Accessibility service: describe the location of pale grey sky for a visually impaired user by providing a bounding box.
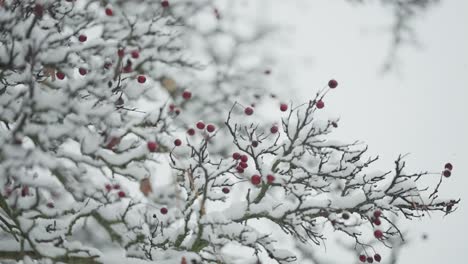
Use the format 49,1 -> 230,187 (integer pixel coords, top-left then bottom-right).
264,0 -> 468,263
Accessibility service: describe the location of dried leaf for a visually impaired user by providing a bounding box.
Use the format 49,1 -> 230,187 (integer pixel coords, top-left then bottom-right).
43,67 -> 56,81
161,77 -> 177,94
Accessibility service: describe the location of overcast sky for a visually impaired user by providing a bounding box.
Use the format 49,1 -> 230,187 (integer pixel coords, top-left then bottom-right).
261,0 -> 468,263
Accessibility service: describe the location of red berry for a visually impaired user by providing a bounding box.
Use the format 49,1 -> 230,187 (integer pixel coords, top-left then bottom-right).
374,230 -> 383,239
244,107 -> 254,115
78,35 -> 87,42
222,187 -> 230,194
21,186 -> 29,197
270,125 -> 279,134
34,4 -> 44,17
196,121 -> 205,130
206,124 -> 215,133
174,109 -> 181,115
113,184 -> 120,190
367,257 -> 374,263
160,207 -> 168,214
106,136 -> 120,149
187,128 -> 195,136
174,139 -> 182,146
328,79 -> 338,89
131,50 -> 139,59
105,184 -> 112,192
56,72 -> 65,80
240,155 -> 248,163
359,255 -> 366,262
118,191 -> 125,198
161,0 -> 169,8
169,104 -> 176,112
445,163 -> 453,170
105,8 -> 113,16
123,65 -> 132,73
266,174 -> 275,184
104,62 -> 112,69
443,169 -> 451,177
239,162 -> 248,169
316,100 -> 325,109
251,175 -> 261,185
147,141 -> 158,152
280,103 -> 288,112
251,141 -> 258,147
137,75 -> 146,83
373,218 -> 381,226
117,49 -> 125,58
232,152 -> 241,160
374,254 -> 381,262
79,67 -> 87,76
236,166 -> 244,173
373,210 -> 382,218
182,90 -> 192,100
46,202 -> 54,208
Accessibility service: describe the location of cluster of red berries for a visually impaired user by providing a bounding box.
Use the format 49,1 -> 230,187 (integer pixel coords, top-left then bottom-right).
314,79 -> 339,109
196,121 -> 216,133
371,209 -> 382,226
105,183 -> 126,198
442,162 -> 453,177
168,104 -> 181,115
249,174 -> 275,185
186,121 -> 216,137
359,253 -> 381,263
372,210 -> 384,239
232,152 -> 249,173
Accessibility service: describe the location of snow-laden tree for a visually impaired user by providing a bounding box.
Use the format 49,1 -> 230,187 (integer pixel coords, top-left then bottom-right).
0,0 -> 458,264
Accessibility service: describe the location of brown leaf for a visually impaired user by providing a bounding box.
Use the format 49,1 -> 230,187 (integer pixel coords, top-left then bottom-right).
140,178 -> 153,196
161,77 -> 177,94
43,67 -> 56,81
